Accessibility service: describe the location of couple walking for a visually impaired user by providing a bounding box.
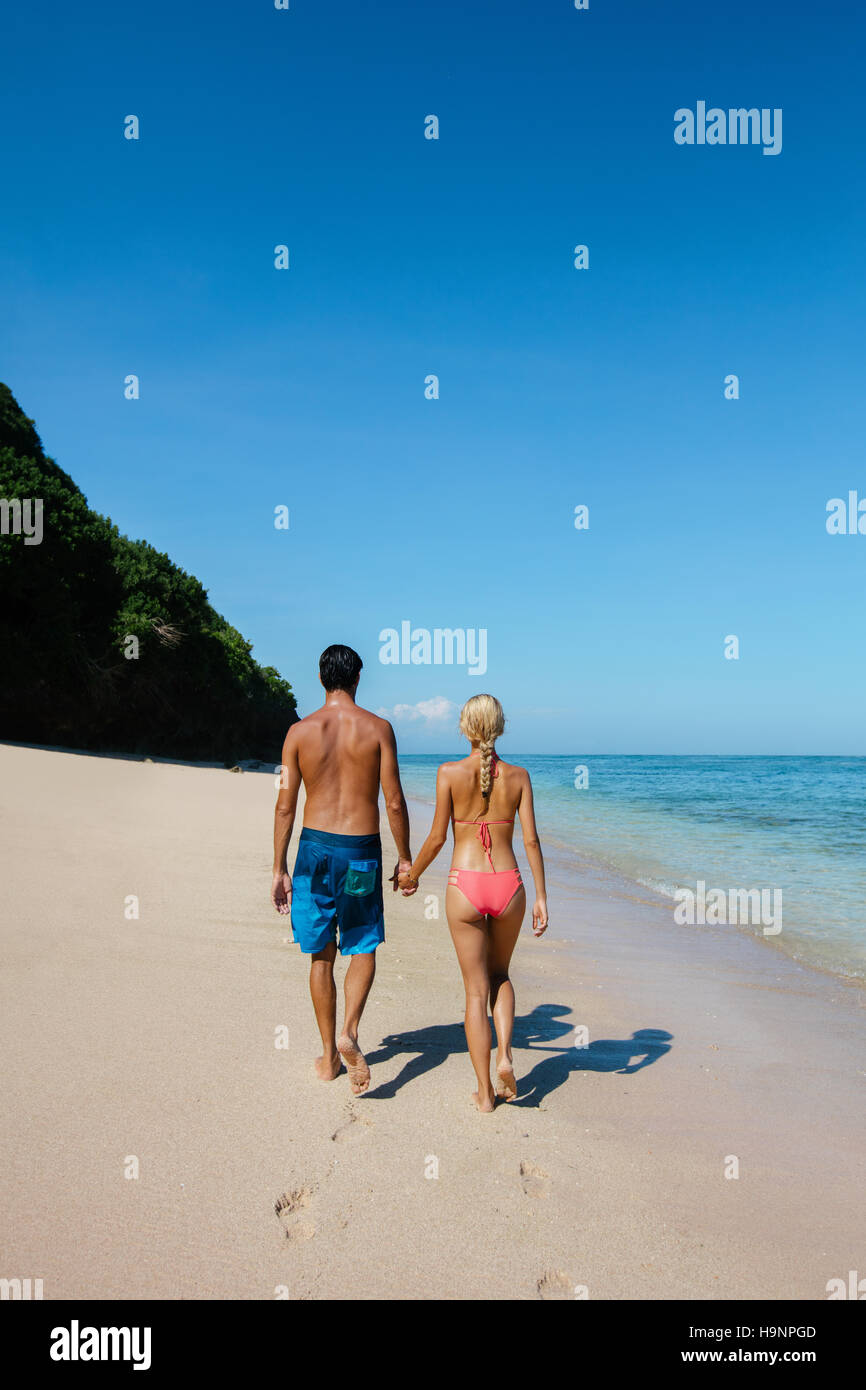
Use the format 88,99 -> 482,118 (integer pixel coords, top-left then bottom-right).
271,644 -> 548,1112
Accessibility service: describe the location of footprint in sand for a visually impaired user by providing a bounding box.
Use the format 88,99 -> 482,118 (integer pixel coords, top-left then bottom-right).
519,1160 -> 549,1198
331,1104 -> 374,1144
537,1270 -> 574,1300
274,1187 -> 316,1244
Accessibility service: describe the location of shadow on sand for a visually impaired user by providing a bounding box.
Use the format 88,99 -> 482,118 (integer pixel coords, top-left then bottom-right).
364,1004 -> 672,1106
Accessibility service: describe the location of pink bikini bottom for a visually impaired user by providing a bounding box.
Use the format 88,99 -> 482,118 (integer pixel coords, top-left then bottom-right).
447,867 -> 523,918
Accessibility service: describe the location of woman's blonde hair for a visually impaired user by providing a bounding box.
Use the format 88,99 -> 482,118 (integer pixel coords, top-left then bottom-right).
459,694 -> 506,801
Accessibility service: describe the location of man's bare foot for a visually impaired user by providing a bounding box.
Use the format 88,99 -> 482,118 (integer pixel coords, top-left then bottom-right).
472,1089 -> 496,1113
314,1052 -> 342,1081
495,1058 -> 517,1102
337,1033 -> 371,1095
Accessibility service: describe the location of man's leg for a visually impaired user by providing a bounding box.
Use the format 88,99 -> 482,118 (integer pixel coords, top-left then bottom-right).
309,941 -> 341,1081
337,949 -> 376,1095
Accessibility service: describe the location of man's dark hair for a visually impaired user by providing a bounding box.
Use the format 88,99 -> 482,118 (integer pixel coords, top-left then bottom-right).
319,644 -> 363,692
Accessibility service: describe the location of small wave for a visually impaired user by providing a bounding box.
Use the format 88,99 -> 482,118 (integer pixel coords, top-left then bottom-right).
634,876 -> 680,900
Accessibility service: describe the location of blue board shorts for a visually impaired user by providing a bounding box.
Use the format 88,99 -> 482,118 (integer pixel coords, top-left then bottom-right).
291,827 -> 385,956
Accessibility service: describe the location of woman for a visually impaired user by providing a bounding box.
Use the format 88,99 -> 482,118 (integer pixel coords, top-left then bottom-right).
398,695 -> 548,1111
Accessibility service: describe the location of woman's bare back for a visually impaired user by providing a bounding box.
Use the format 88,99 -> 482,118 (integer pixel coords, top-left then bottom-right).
446,754 -> 526,872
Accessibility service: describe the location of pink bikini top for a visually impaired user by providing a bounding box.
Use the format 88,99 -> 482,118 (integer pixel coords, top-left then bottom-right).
451,754 -> 514,870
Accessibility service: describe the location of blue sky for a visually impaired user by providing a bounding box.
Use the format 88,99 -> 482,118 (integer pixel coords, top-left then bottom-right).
2,0 -> 864,753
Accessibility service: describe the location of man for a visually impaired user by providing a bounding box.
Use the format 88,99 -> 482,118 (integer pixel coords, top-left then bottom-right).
271,644 -> 415,1095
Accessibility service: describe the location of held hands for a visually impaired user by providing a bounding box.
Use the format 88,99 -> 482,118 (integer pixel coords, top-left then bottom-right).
532,896 -> 548,936
391,858 -> 419,896
271,871 -> 292,915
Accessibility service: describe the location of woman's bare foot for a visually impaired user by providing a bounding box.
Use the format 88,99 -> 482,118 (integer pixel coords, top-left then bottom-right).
472,1089 -> 496,1113
495,1057 -> 517,1101
337,1033 -> 371,1095
314,1051 -> 342,1081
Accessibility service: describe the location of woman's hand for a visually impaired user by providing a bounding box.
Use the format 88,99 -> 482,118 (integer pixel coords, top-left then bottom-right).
391,860 -> 418,895
397,863 -> 420,895
532,896 -> 548,936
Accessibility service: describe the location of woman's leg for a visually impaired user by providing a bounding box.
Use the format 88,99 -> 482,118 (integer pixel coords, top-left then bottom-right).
487,887 -> 525,1100
446,886 -> 495,1112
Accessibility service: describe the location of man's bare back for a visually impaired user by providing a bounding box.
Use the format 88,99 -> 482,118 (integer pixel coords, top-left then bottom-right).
291,701 -> 393,836
272,688 -> 413,882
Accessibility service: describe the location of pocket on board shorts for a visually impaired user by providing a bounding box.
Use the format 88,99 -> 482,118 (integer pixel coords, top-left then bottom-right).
344,860 -> 378,897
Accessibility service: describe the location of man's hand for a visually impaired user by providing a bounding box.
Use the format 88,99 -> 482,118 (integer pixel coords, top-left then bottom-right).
271,870 -> 292,915
391,859 -> 418,896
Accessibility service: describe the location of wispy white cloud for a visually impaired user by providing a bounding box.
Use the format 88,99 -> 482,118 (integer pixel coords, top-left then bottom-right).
378,696 -> 458,728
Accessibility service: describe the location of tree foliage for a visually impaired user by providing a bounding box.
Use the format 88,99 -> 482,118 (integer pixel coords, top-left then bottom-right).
0,384 -> 298,760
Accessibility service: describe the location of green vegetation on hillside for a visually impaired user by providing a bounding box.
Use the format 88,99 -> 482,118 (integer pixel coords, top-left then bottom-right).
0,384 -> 298,760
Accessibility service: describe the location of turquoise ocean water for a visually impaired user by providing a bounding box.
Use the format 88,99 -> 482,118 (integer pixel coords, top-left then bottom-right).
397,755 -> 866,983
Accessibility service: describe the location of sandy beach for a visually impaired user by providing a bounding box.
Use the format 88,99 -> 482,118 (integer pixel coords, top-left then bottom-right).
0,741 -> 863,1301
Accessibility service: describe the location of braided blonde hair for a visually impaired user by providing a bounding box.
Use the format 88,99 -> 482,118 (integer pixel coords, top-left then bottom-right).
459,694 -> 506,803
